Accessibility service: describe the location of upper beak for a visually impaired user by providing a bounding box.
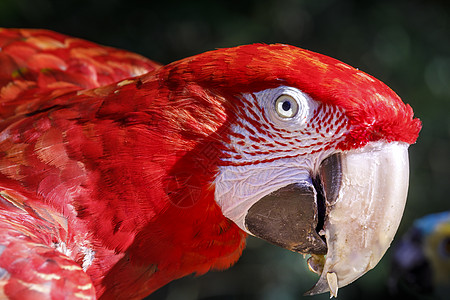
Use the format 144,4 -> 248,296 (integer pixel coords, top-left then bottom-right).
245,141 -> 410,297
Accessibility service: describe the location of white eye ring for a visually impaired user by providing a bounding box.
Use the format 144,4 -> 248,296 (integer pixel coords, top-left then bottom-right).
275,94 -> 299,118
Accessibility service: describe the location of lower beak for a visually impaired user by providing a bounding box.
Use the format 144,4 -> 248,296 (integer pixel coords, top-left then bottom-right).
245,141 -> 410,297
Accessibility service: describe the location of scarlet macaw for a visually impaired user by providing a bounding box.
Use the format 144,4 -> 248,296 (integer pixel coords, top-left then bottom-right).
0,28 -> 421,299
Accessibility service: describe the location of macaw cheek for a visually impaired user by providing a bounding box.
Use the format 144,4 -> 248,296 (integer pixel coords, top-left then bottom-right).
244,182 -> 327,255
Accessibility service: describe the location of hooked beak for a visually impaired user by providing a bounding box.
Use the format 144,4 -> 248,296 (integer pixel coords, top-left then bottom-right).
245,141 -> 410,297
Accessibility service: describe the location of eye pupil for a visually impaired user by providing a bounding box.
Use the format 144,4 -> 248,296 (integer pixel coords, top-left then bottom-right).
275,94 -> 299,118
282,101 -> 291,111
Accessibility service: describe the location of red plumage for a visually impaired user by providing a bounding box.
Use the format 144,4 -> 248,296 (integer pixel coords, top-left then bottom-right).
0,28 -> 420,299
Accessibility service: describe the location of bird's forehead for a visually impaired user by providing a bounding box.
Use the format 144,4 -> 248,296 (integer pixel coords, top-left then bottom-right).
167,43 -> 397,109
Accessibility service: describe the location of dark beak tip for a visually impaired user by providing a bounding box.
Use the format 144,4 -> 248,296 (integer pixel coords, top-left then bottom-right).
245,182 -> 328,255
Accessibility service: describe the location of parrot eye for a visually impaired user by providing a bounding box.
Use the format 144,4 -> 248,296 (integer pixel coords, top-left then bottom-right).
275,95 -> 299,118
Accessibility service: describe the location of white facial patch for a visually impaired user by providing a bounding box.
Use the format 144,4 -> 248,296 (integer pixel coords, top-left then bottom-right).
215,158 -> 313,232
214,86 -> 350,233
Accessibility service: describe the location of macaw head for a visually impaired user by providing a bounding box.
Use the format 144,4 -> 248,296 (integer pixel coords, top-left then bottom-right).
150,44 -> 421,296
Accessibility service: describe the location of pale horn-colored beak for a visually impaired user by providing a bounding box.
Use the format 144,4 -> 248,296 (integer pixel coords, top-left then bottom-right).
305,141 -> 410,298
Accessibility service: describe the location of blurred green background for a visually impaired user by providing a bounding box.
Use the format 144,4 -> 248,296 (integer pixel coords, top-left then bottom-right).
2,0 -> 449,299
